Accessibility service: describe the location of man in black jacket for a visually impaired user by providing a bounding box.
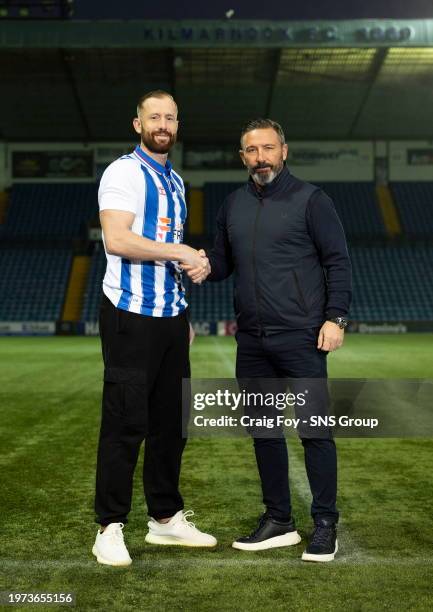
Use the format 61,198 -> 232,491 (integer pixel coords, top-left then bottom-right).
203,119 -> 352,562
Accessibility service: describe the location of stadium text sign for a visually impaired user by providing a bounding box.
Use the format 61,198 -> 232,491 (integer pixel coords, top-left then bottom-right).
2,20 -> 431,49
141,23 -> 413,45
12,151 -> 94,180
0,322 -> 55,335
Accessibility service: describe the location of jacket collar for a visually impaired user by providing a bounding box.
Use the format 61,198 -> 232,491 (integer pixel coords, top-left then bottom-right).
247,164 -> 292,198
134,145 -> 172,175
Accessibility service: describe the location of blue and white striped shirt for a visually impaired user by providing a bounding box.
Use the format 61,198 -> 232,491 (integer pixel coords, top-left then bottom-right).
99,145 -> 188,317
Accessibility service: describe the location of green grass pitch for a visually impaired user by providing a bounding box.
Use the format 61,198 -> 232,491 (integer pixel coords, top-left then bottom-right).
0,334 -> 433,611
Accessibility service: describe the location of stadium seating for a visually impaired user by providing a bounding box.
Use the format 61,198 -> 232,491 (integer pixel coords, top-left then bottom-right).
0,249 -> 71,321
1,181 -> 432,326
186,245 -> 433,323
81,245 -> 433,323
185,276 -> 234,321
319,182 -> 385,237
203,182 -> 243,235
390,182 -> 433,236
350,246 -> 433,321
4,183 -> 98,239
81,248 -> 235,323
204,181 -> 385,238
81,248 -> 106,322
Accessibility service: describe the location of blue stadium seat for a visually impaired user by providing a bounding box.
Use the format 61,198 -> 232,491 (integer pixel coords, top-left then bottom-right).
350,246 -> 433,321
204,181 -> 385,238
0,249 -> 71,321
4,183 -> 98,239
81,248 -> 106,322
187,246 -> 433,323
318,182 -> 385,237
81,247 -> 236,323
185,276 -> 234,322
80,245 -> 433,323
203,182 -> 243,235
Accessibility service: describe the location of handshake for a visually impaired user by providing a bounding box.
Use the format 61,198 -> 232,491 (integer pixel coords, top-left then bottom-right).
179,246 -> 211,284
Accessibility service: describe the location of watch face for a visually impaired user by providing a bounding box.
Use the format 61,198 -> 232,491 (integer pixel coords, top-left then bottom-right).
330,317 -> 348,328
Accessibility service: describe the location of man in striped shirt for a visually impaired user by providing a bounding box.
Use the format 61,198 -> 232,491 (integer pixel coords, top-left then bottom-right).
92,91 -> 216,567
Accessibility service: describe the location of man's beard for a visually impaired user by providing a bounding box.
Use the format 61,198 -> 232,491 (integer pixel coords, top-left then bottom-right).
141,129 -> 177,154
249,159 -> 284,186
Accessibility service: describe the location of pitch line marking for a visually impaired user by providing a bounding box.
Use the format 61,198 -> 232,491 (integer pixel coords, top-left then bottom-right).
210,336 -> 236,376
1,557 -> 432,570
288,446 -> 363,562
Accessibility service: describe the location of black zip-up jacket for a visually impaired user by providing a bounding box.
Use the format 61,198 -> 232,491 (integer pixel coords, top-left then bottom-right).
207,165 -> 352,335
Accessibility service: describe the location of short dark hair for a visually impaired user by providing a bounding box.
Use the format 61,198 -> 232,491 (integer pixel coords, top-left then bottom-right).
136,90 -> 177,116
240,118 -> 285,148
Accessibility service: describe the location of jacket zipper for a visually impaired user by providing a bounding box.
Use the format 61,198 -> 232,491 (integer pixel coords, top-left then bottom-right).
252,194 -> 265,335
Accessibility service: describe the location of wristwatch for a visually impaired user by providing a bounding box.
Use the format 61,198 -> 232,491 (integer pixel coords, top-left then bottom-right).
327,317 -> 348,329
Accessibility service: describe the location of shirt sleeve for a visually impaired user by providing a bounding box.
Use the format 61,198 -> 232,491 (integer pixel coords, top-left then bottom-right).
98,159 -> 141,214
208,198 -> 234,282
306,189 -> 352,318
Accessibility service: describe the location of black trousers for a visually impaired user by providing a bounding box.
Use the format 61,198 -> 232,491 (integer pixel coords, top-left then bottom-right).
236,328 -> 338,524
95,295 -> 190,525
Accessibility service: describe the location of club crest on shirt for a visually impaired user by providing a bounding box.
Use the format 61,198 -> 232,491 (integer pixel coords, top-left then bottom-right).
158,186 -> 166,197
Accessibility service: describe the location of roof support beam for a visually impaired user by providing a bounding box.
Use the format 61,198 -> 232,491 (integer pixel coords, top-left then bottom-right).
347,47 -> 388,137
265,48 -> 282,118
169,48 -> 177,100
59,49 -> 92,141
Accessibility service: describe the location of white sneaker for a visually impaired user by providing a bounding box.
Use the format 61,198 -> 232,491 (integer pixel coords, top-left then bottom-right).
145,510 -> 217,548
92,523 -> 132,566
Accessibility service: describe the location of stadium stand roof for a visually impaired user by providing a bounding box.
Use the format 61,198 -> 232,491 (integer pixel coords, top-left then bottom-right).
1,19 -> 433,142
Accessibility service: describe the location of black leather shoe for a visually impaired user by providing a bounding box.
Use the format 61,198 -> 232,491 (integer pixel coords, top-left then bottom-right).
302,518 -> 338,562
232,513 -> 301,551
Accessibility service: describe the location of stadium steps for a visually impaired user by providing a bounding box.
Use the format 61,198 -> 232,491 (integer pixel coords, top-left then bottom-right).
376,185 -> 401,236
0,190 -> 9,224
390,182 -> 433,237
62,255 -> 91,322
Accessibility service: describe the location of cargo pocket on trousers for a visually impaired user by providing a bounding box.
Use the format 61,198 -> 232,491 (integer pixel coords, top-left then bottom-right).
104,367 -> 148,432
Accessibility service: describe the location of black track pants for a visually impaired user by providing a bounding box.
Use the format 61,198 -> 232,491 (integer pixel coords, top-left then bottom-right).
95,295 -> 190,525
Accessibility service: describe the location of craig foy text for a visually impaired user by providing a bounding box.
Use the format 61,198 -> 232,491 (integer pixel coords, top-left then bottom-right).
193,415 -> 380,429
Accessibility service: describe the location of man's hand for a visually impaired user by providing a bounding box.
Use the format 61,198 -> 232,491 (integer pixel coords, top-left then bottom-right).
181,248 -> 211,284
178,245 -> 205,269
197,249 -> 211,281
317,321 -> 344,352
